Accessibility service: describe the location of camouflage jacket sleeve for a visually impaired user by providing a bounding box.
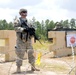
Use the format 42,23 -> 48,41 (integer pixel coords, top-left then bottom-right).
13,18 -> 24,32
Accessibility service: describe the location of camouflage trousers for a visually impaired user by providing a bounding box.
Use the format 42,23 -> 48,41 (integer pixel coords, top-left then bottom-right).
15,40 -> 35,67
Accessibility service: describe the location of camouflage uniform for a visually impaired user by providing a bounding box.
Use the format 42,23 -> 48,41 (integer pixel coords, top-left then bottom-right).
14,9 -> 35,72
14,19 -> 35,65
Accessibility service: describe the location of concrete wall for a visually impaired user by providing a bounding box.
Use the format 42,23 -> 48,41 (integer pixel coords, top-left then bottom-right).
48,31 -> 76,57
0,30 -> 16,61
0,30 -> 34,62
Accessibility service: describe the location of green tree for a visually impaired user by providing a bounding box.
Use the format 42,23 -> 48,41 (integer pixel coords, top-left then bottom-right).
45,19 -> 50,30
0,20 -> 8,30
48,20 -> 55,30
70,18 -> 76,28
8,22 -> 14,30
41,20 -> 46,40
32,17 -> 36,28
60,20 -> 64,25
45,19 -> 50,40
0,20 -> 3,30
35,21 -> 41,37
63,20 -> 69,28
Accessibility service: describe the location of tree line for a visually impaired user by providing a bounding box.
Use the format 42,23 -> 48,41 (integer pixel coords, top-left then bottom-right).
0,18 -> 76,40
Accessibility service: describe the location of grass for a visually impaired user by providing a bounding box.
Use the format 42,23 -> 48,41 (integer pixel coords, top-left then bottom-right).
16,40 -> 75,75
36,62 -> 70,74
35,61 -> 76,75
32,40 -> 51,51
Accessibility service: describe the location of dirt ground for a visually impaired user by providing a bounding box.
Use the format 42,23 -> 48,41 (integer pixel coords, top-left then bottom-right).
0,52 -> 76,75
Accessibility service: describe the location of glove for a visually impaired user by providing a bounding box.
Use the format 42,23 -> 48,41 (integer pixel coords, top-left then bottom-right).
23,28 -> 28,32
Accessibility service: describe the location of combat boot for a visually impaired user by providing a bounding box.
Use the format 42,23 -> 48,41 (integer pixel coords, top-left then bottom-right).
31,67 -> 40,71
31,64 -> 40,71
16,66 -> 21,73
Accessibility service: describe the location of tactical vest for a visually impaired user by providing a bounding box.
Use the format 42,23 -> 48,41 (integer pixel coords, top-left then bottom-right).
19,18 -> 29,42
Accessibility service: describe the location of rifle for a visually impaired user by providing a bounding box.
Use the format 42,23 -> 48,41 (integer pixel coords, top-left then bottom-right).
20,18 -> 43,45
28,28 -> 43,45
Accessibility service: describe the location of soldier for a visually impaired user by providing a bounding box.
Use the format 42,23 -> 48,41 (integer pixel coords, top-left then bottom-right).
53,22 -> 63,30
14,8 -> 40,73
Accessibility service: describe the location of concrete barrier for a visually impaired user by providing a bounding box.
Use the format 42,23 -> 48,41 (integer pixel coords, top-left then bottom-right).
48,31 -> 76,57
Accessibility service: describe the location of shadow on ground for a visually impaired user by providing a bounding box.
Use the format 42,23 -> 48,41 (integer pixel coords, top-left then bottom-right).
12,70 -> 36,75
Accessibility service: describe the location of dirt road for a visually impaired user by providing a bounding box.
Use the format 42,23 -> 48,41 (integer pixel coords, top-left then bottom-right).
0,55 -> 75,75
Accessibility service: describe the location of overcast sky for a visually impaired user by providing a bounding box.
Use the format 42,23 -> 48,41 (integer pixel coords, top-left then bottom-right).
0,0 -> 75,22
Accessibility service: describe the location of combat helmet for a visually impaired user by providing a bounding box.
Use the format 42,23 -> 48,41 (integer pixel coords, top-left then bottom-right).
19,8 -> 27,14
55,22 -> 63,28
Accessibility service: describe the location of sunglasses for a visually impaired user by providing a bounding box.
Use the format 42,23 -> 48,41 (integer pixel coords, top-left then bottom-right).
21,11 -> 27,13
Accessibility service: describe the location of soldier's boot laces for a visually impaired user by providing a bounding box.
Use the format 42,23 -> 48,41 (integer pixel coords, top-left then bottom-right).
17,66 -> 21,73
